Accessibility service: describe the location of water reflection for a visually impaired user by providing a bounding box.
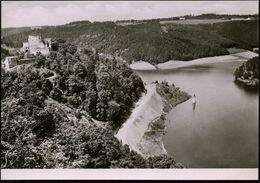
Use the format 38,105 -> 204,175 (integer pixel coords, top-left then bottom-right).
192,102 -> 196,111
135,64 -> 214,75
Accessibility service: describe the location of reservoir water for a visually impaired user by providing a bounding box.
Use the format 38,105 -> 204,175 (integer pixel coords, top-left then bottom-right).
135,61 -> 258,168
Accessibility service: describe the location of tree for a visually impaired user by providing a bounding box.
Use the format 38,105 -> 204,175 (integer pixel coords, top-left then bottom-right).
41,79 -> 53,95
68,45 -> 77,54
73,62 -> 87,78
34,54 -> 46,68
50,88 -> 66,103
107,100 -> 120,122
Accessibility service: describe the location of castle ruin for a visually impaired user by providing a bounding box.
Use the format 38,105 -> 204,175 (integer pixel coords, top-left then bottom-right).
22,35 -> 51,55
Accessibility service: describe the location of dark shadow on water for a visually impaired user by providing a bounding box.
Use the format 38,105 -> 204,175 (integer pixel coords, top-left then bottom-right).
135,65 -> 214,74
171,65 -> 214,74
234,80 -> 259,95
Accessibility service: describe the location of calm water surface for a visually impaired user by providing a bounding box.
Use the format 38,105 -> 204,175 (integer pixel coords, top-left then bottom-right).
135,62 -> 258,168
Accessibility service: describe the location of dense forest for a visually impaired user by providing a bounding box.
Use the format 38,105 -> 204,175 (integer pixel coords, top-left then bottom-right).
2,26 -> 50,37
234,56 -> 259,86
1,47 -> 11,59
1,40 -> 183,168
2,19 -> 258,64
2,27 -> 32,37
200,20 -> 259,49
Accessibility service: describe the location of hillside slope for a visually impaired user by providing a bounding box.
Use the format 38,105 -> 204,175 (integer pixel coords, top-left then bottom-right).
2,20 -> 258,64
1,41 -> 183,168
2,27 -> 32,37
200,20 -> 259,49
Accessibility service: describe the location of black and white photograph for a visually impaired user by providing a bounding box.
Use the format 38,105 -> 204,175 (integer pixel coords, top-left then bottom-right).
1,0 -> 259,180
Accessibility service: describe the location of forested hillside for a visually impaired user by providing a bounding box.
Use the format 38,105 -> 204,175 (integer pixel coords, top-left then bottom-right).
1,47 -> 11,59
1,40 -> 183,168
2,20 -> 258,64
2,27 -> 32,37
200,20 -> 259,49
185,13 -> 258,20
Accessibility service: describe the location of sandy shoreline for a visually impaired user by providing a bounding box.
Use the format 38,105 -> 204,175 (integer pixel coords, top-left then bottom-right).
115,84 -> 163,154
115,82 -> 190,158
130,61 -> 157,70
115,83 -> 170,157
130,51 -> 258,71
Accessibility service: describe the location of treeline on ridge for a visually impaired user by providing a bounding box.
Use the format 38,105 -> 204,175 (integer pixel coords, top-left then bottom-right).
116,13 -> 258,23
2,20 -> 258,64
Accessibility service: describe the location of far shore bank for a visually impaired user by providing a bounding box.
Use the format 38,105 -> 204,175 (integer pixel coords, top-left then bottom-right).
130,51 -> 258,71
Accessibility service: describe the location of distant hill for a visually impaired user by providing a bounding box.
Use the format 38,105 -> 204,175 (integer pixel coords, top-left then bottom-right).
2,26 -> 49,37
1,17 -> 258,64
200,20 -> 259,49
183,13 -> 258,20
2,27 -> 32,37
115,13 -> 258,24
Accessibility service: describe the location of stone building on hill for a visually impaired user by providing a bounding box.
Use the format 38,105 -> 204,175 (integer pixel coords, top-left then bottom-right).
2,56 -> 19,70
22,35 -> 51,55
2,35 -> 50,71
2,55 -> 36,71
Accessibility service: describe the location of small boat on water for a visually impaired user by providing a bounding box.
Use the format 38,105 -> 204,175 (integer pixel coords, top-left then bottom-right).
192,94 -> 196,110
192,94 -> 196,104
